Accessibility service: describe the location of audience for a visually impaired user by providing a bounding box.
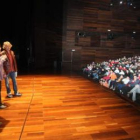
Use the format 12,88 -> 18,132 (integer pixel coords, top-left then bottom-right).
83,56 -> 140,102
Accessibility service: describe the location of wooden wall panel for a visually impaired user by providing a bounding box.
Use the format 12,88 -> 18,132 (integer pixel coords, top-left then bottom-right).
62,0 -> 140,70
81,47 -> 96,67
66,31 -> 76,47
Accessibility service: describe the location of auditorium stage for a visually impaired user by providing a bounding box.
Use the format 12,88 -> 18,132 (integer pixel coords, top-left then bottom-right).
0,73 -> 140,140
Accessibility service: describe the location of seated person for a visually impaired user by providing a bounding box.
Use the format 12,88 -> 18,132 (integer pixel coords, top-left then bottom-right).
127,84 -> 140,102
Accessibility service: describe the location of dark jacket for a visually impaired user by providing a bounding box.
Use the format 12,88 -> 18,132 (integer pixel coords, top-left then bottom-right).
1,50 -> 17,74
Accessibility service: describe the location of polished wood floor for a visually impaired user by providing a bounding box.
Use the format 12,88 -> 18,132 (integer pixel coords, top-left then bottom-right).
0,73 -> 140,140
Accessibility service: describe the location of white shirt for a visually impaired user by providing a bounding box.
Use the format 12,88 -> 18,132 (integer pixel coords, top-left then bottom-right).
122,78 -> 130,84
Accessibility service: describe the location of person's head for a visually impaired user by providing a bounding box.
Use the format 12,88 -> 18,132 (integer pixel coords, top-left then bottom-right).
3,41 -> 12,51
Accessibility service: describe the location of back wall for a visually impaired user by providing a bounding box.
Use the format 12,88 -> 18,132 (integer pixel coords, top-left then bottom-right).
62,0 -> 140,71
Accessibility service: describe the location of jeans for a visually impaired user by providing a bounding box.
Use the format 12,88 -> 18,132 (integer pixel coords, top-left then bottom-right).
92,73 -> 99,79
5,72 -> 18,94
130,85 -> 140,101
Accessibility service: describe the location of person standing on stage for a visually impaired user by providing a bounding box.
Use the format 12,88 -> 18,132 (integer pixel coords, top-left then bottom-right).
1,41 -> 22,98
0,46 -> 7,109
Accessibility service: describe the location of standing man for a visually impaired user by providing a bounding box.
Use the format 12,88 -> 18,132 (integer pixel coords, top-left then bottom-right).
2,41 -> 22,98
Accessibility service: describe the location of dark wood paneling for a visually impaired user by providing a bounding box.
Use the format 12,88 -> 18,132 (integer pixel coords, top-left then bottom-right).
63,0 -> 140,70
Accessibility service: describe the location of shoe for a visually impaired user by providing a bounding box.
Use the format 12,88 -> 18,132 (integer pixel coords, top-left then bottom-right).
0,104 -> 7,109
7,93 -> 13,98
14,92 -> 22,97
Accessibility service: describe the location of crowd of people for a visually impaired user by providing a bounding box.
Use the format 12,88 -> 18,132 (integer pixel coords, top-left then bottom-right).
83,56 -> 140,102
0,41 -> 22,110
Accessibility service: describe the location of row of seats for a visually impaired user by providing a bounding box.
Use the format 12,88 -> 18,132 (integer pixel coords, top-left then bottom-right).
83,56 -> 140,103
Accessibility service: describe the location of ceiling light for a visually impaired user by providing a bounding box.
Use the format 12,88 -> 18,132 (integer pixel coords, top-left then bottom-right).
120,1 -> 123,4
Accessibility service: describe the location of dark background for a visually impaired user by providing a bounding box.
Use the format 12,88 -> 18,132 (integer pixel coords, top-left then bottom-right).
0,0 -> 63,74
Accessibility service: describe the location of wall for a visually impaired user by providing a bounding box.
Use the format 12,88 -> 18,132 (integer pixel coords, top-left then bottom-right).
33,0 -> 63,71
62,0 -> 140,71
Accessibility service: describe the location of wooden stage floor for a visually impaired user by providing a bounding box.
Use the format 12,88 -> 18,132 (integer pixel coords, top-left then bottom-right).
0,73 -> 140,140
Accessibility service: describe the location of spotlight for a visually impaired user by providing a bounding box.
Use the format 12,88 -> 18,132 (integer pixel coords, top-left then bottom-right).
107,29 -> 114,40
132,31 -> 136,39
120,1 -> 123,5
110,3 -> 113,6
107,29 -> 111,32
77,32 -> 85,37
110,0 -> 134,9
